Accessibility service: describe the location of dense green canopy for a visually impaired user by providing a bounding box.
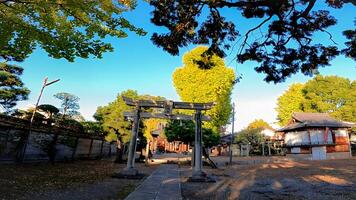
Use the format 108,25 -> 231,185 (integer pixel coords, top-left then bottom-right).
0,63 -> 30,111
276,83 -> 305,126
0,0 -> 145,62
276,75 -> 356,126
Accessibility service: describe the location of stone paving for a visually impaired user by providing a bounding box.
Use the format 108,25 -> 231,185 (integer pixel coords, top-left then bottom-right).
125,164 -> 182,200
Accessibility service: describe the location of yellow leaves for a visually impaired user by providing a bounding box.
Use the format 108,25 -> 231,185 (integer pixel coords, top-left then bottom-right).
173,46 -> 236,131
143,118 -> 165,141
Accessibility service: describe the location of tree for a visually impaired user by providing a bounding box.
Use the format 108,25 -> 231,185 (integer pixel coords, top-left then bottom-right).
276,83 -> 305,126
172,46 -> 235,133
302,75 -> 356,122
247,119 -> 272,130
37,104 -> 59,119
94,90 -> 162,162
276,75 -> 356,125
0,0 -> 145,63
54,92 -> 80,118
235,128 -> 265,155
0,63 -> 30,112
81,121 -> 107,137
164,120 -> 195,144
164,119 -> 219,148
150,0 -> 355,83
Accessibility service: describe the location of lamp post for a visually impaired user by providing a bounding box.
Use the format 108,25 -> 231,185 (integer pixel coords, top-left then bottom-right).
229,103 -> 235,165
20,77 -> 60,162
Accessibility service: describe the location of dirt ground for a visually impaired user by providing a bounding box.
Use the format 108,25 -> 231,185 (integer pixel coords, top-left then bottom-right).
181,157 -> 356,200
0,159 -> 158,200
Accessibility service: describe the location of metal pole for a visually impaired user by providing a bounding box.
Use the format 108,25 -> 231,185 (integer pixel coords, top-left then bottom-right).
229,103 -> 235,165
20,78 -> 47,162
20,77 -> 60,163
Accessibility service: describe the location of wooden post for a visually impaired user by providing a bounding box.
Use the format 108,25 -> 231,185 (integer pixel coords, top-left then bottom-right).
100,140 -> 104,158
262,142 -> 265,156
49,134 -> 58,164
88,139 -> 93,158
71,137 -> 79,161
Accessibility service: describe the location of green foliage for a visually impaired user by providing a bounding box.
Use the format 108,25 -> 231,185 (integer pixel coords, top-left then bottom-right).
302,75 -> 356,122
202,128 -> 220,148
164,120 -> 195,144
0,0 -> 145,62
173,46 -> 235,133
247,119 -> 272,130
94,90 -> 164,143
164,119 -> 219,148
276,76 -> 356,125
0,63 -> 30,112
57,118 -> 84,132
235,128 -> 265,154
54,92 -> 80,118
276,83 -> 305,126
37,104 -> 59,119
94,89 -> 138,142
12,108 -> 45,122
81,121 -> 107,137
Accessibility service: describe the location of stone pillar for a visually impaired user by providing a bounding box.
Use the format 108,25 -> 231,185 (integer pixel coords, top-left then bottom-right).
268,142 -> 271,156
188,110 -> 215,182
117,107 -> 141,176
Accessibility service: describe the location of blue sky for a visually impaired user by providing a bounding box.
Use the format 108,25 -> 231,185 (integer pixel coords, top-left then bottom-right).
17,1 -> 356,131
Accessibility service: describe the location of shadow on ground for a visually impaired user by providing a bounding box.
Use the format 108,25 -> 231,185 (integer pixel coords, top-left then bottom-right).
181,157 -> 356,200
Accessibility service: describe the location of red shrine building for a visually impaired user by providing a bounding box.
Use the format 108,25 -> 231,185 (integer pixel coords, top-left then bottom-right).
149,122 -> 190,153
278,113 -> 353,160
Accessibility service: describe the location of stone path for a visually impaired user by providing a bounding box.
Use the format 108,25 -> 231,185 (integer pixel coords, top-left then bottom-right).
125,164 -> 182,200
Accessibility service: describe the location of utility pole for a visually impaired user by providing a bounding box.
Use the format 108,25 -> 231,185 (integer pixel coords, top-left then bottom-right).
229,103 -> 235,165
19,77 -> 60,162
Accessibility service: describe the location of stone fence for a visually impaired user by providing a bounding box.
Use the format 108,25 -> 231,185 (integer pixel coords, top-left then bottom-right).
0,115 -> 116,163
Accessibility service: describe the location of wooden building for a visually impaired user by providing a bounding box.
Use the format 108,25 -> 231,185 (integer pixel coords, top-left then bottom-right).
278,113 -> 353,160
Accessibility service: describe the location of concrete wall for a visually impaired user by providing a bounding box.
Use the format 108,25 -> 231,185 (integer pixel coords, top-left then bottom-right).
0,125 -> 116,163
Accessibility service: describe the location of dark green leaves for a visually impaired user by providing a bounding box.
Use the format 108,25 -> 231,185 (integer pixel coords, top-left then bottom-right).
0,63 -> 30,111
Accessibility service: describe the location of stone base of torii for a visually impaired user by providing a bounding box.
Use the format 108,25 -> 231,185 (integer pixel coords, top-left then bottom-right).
112,97 -> 216,182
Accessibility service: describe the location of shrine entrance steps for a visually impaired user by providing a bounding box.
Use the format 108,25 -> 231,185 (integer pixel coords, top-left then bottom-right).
124,164 -> 182,200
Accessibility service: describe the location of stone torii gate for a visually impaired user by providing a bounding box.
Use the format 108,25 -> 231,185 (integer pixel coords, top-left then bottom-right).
114,96 -> 215,182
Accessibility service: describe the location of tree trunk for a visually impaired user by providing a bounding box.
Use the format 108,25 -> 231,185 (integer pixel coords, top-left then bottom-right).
115,138 -> 124,163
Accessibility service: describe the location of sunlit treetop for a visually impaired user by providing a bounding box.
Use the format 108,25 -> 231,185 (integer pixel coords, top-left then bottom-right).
0,0 -> 146,62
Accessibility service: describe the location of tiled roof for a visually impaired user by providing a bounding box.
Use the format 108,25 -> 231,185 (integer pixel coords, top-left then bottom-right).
278,112 -> 352,132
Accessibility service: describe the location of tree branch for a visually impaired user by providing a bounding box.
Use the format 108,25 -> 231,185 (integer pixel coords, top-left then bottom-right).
299,0 -> 316,18
239,15 -> 273,55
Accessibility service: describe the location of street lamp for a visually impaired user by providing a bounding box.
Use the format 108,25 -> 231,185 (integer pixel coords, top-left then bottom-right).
20,77 -> 60,162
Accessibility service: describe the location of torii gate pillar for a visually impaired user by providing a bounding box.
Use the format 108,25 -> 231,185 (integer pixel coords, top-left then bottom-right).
188,110 -> 215,182
113,107 -> 144,178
